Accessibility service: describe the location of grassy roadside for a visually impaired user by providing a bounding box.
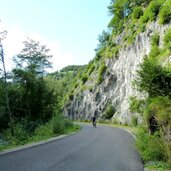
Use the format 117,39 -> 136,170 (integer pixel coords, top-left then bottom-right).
100,122 -> 170,171
107,124 -> 170,171
75,121 -> 138,136
0,124 -> 81,152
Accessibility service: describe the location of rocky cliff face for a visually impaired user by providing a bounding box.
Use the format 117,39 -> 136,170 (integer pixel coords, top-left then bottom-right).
64,21 -> 170,124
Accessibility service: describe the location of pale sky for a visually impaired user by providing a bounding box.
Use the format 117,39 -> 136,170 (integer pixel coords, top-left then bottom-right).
0,0 -> 111,72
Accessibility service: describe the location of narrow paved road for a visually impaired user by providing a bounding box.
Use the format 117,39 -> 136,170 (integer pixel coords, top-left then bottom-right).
0,124 -> 144,171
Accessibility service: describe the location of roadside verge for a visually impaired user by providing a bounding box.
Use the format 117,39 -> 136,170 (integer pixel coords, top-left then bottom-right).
0,126 -> 81,156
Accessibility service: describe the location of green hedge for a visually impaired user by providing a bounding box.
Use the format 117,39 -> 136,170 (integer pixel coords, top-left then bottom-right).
159,0 -> 171,24
97,62 -> 106,85
136,127 -> 168,162
132,7 -> 143,19
81,74 -> 88,84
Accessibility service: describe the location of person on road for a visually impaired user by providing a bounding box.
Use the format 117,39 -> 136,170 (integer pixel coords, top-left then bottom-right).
91,115 -> 96,127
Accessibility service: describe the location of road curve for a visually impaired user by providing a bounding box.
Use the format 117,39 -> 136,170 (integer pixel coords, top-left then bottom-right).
0,123 -> 144,171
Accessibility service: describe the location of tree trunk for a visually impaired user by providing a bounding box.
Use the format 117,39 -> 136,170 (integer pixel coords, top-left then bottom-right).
0,42 -> 14,136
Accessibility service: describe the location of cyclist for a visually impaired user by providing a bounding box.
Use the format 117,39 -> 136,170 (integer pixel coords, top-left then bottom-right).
91,115 -> 96,127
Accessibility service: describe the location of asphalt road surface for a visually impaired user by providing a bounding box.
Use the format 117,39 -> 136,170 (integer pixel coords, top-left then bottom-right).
0,123 -> 144,171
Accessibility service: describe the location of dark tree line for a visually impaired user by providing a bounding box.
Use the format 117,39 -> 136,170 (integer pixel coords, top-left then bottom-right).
0,35 -> 84,139
0,39 -> 58,134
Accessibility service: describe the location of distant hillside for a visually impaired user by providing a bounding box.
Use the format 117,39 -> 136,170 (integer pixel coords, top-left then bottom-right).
49,65 -> 86,80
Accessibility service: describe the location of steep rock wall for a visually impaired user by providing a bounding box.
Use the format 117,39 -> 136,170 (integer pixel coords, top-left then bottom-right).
64,21 -> 170,124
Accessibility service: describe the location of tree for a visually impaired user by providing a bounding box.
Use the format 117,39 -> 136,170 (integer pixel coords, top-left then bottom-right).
131,0 -> 152,7
0,31 -> 14,136
135,56 -> 171,97
13,39 -> 52,76
12,39 -> 55,125
95,30 -> 110,51
107,0 -> 153,32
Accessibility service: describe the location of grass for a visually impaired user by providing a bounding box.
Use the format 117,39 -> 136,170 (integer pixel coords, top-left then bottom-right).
101,123 -> 138,137
97,62 -> 106,85
0,124 -> 81,152
145,161 -> 170,171
75,121 -> 138,137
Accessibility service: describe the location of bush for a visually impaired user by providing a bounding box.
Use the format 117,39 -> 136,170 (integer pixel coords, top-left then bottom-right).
52,115 -> 65,134
131,115 -> 138,127
159,0 -> 171,24
140,12 -> 151,24
111,118 -> 119,124
68,93 -> 74,100
1,112 -> 76,149
151,32 -> 160,47
88,64 -> 95,75
84,119 -> 90,123
144,96 -> 171,125
104,44 -> 120,59
132,7 -> 143,19
139,23 -> 146,33
149,46 -> 161,58
135,56 -> 171,97
103,104 -> 115,119
74,83 -> 79,89
81,74 -> 88,84
97,62 -> 106,85
98,119 -> 105,123
89,86 -> 93,92
127,34 -> 136,45
112,45 -> 120,58
148,0 -> 164,20
34,122 -> 53,139
64,119 -> 73,129
140,0 -> 164,25
97,75 -> 103,85
99,62 -> 107,76
136,127 -> 168,162
129,96 -> 146,114
104,46 -> 112,58
4,123 -> 29,145
145,161 -> 170,170
104,119 -> 111,124
163,28 -> 171,51
34,117 -> 74,139
86,61 -> 93,71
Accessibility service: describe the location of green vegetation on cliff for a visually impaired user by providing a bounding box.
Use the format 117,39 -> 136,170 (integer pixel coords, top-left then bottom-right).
130,11 -> 171,168
62,0 -> 171,169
